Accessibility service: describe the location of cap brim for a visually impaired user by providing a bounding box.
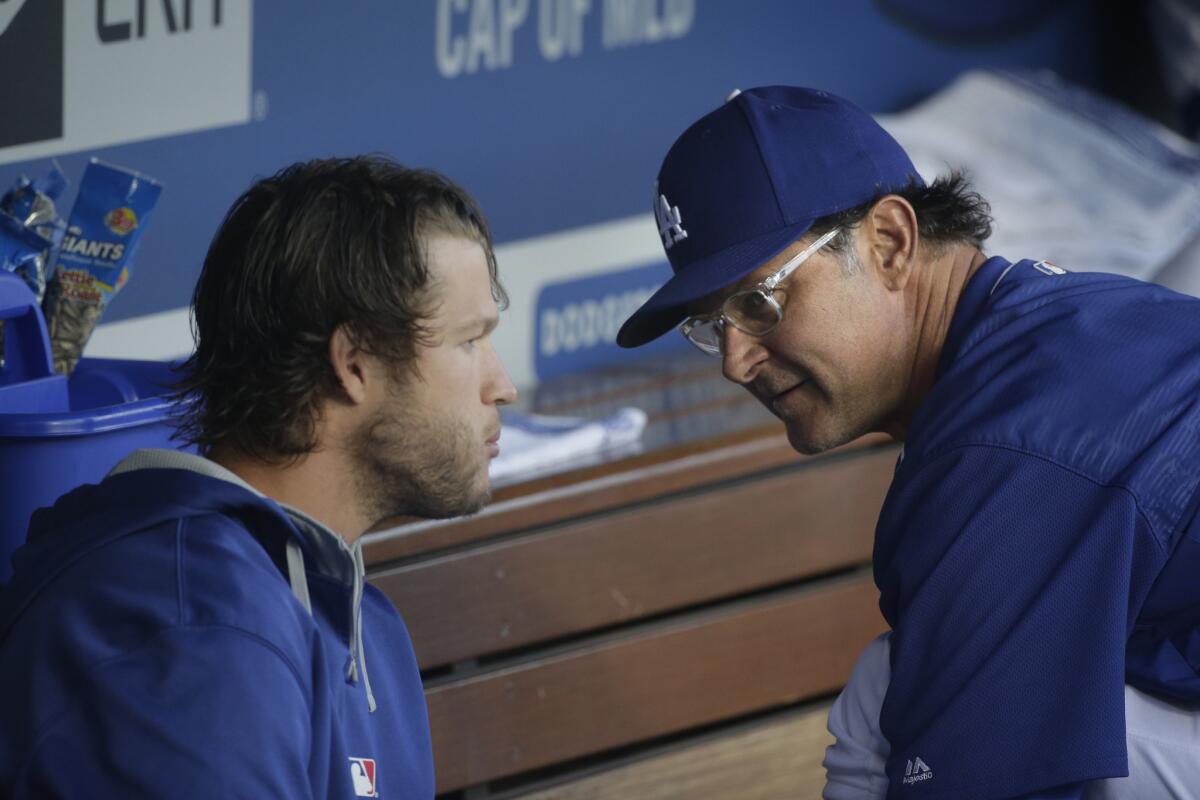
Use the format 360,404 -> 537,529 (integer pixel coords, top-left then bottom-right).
616,218 -> 815,348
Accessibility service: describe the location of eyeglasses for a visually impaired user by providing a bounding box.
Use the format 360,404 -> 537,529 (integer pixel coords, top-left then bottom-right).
679,227 -> 840,356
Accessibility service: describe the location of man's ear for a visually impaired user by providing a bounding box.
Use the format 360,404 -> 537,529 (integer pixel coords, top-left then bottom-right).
330,325 -> 369,406
861,195 -> 918,291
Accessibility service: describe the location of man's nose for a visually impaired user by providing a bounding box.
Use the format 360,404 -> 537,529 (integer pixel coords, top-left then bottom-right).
721,325 -> 768,385
486,342 -> 518,406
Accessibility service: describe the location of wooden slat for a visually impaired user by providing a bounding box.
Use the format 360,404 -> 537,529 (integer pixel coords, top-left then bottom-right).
425,573 -> 884,793
364,433 -> 896,566
515,703 -> 835,800
365,427 -> 784,564
373,448 -> 894,668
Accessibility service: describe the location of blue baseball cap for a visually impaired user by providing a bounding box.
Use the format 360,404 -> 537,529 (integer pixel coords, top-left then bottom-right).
616,86 -> 922,348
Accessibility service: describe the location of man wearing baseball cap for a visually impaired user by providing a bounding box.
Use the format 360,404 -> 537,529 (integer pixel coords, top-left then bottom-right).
619,87 -> 1200,799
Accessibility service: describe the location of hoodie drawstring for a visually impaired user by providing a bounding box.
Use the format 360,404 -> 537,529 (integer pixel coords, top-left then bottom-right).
346,542 -> 377,713
285,536 -> 374,714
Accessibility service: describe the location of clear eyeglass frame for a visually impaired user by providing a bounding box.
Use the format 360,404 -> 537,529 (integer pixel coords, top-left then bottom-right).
679,227 -> 841,356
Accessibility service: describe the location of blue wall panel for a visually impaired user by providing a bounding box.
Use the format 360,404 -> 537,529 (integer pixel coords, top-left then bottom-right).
0,1 -> 1102,381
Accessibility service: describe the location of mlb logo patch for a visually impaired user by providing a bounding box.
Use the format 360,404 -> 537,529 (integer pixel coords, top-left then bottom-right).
348,757 -> 377,797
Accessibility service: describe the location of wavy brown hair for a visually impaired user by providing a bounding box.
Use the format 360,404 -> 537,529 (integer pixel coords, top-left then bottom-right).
172,156 -> 505,460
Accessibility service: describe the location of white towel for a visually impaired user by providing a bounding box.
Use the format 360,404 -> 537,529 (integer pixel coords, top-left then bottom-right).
489,407 -> 648,485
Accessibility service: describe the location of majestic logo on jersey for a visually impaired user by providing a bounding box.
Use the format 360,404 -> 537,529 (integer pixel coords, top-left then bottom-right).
655,190 -> 688,249
902,756 -> 933,785
348,757 -> 378,797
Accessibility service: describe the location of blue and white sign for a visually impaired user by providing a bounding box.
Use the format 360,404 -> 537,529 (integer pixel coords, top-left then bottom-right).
0,0 -> 1104,388
535,261 -> 688,379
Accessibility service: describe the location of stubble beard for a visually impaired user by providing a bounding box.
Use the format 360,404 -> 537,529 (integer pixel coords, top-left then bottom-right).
780,384 -> 875,456
350,402 -> 491,525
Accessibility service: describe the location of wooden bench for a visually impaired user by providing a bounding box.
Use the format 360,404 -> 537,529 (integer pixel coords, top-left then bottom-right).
364,351 -> 896,797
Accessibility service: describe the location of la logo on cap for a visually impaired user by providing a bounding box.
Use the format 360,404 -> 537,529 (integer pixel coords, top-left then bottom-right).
656,190 -> 688,249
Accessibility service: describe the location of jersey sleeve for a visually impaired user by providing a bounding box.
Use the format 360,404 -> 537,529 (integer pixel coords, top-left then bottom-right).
13,625 -> 321,799
874,445 -> 1161,800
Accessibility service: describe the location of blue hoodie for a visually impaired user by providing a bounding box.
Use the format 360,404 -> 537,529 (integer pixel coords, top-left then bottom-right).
0,449 -> 434,798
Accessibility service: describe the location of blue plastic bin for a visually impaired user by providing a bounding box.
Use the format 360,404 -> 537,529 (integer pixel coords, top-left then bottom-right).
0,271 -> 187,582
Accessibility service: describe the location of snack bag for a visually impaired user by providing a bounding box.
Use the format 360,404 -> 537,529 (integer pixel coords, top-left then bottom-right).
0,164 -> 67,366
0,216 -> 47,294
41,160 -> 162,375
2,164 -> 68,250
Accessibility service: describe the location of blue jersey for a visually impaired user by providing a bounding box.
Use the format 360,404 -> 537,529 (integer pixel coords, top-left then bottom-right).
0,451 -> 435,799
874,257 -> 1200,799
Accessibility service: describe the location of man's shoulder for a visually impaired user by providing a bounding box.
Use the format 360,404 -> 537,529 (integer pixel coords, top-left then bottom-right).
0,502 -> 318,754
3,502 -> 312,672
907,269 -> 1200,524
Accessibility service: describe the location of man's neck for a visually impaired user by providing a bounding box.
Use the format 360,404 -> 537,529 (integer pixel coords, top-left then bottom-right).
209,445 -> 367,544
887,244 -> 988,440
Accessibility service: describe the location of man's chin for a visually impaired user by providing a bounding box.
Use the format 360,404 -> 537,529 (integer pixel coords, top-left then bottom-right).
456,484 -> 493,518
436,473 -> 494,519
784,420 -> 843,456
420,488 -> 491,520
786,431 -> 826,455
370,477 -> 492,524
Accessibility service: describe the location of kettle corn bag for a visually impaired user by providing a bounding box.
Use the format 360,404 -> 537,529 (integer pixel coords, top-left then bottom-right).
41,160 -> 161,375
